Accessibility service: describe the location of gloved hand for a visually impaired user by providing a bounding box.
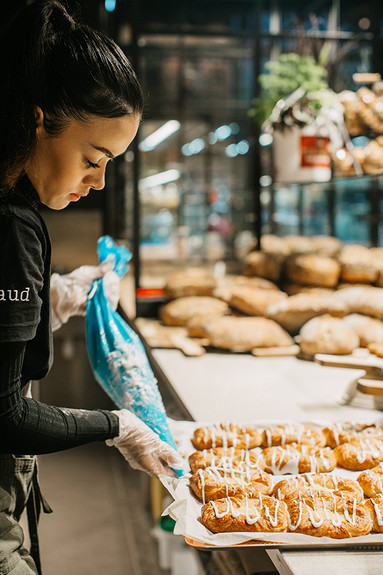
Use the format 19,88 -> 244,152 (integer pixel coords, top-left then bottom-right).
50,262 -> 120,331
106,409 -> 185,477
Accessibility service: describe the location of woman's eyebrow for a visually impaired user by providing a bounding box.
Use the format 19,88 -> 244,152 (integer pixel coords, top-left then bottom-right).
91,145 -> 115,159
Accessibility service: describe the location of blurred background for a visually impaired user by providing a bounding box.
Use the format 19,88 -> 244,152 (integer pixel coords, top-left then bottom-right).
5,0 -> 383,311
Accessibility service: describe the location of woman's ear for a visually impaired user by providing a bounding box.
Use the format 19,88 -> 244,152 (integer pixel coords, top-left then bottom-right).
34,106 -> 44,131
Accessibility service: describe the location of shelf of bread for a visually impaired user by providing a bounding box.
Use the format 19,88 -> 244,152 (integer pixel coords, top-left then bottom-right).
137,235 -> 383,363
162,419 -> 383,548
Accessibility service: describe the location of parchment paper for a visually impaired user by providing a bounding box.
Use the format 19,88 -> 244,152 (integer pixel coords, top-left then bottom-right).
160,418 -> 383,548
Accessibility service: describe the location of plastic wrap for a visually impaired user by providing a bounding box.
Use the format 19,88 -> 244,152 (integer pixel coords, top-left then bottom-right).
86,236 -> 181,472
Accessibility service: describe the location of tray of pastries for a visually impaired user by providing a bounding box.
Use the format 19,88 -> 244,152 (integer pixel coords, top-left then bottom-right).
162,419 -> 383,548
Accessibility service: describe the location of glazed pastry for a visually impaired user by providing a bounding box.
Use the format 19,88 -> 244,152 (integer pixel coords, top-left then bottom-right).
189,466 -> 273,503
188,447 -> 264,474
261,424 -> 326,448
286,491 -> 372,538
262,443 -> 337,475
323,422 -> 383,448
364,495 -> 383,532
358,462 -> 383,497
273,474 -> 364,503
192,424 -> 262,451
334,437 -> 383,471
201,493 -> 288,533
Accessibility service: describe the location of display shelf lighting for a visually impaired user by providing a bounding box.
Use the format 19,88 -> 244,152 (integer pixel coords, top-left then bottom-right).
139,120 -> 180,151
139,169 -> 180,190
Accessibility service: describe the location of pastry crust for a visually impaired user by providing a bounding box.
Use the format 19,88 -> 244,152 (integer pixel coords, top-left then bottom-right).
262,443 -> 337,475
334,437 -> 383,471
189,466 -> 273,503
261,424 -> 326,448
323,422 -> 383,448
201,493 -> 288,533
192,424 -> 262,451
188,447 -> 265,474
358,462 -> 383,497
286,492 -> 372,538
364,496 -> 383,532
273,474 -> 364,503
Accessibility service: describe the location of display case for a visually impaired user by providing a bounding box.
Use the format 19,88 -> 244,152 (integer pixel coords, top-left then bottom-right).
260,174 -> 383,246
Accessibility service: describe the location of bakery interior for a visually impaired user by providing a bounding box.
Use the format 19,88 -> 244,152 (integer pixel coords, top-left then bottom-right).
7,0 -> 383,573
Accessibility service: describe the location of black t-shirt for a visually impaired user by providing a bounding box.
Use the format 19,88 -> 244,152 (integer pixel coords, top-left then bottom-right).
0,175 -> 53,381
0,177 -> 119,454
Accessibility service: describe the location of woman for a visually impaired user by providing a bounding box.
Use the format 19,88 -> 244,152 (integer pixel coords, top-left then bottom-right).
0,1 -> 182,573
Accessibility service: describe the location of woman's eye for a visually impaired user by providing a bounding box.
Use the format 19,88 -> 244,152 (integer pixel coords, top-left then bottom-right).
86,160 -> 100,169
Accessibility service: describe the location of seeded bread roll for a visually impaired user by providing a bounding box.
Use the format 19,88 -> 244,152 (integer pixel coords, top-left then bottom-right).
298,314 -> 360,356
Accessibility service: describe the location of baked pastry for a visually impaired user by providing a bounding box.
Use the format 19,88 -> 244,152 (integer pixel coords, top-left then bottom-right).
261,424 -> 326,448
368,342 -> 383,358
364,496 -> 383,532
189,466 -> 273,503
265,293 -> 347,335
323,422 -> 383,448
273,474 -> 364,503
333,286 -> 383,319
262,443 -> 337,475
298,315 -> 359,356
285,254 -> 340,288
202,316 -> 293,351
286,491 -> 372,538
159,296 -> 228,327
358,462 -> 383,497
309,235 -> 342,257
338,244 -> 378,284
201,493 -> 288,533
192,424 -> 262,451
243,251 -> 285,282
282,235 -> 313,255
188,447 -> 265,474
228,286 -> 287,316
342,314 -> 383,347
334,437 -> 383,471
164,269 -> 217,299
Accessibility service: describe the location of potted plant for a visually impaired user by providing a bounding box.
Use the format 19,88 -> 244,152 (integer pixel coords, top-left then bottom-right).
249,53 -> 344,183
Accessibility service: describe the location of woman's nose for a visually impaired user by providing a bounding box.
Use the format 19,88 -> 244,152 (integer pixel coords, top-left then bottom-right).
85,168 -> 106,191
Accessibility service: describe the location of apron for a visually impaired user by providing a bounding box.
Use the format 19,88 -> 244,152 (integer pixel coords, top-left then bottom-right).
0,386 -> 52,575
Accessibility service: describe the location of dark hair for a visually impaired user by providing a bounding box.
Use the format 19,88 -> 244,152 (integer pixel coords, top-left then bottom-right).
0,0 -> 144,191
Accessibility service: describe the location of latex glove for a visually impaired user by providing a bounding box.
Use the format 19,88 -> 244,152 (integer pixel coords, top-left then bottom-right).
106,409 -> 185,477
50,263 -> 120,331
